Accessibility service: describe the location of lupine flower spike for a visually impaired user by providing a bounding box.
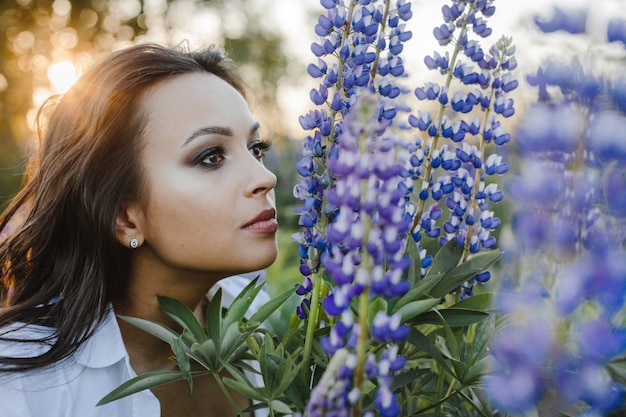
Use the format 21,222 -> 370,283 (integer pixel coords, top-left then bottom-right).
408,0 -> 516,300
486,8 -> 626,415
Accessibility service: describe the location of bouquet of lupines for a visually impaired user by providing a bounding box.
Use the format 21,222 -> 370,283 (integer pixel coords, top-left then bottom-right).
100,1 -> 518,416
484,7 -> 626,417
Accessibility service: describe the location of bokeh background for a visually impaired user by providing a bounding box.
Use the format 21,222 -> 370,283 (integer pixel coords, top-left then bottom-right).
1,0 -> 624,291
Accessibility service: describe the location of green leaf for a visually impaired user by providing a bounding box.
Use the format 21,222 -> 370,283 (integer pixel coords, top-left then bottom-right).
394,279 -> 439,311
390,368 -> 431,391
406,236 -> 421,287
435,309 -> 460,359
247,286 -> 295,327
464,355 -> 490,386
395,241 -> 464,310
170,335 -> 192,390
425,239 -> 464,280
97,370 -> 208,405
157,296 -> 206,342
191,339 -> 218,371
117,315 -> 179,344
607,357 -> 626,384
429,250 -> 502,298
394,298 -> 440,322
223,277 -> 263,329
259,339 -> 280,394
450,293 -> 492,312
206,287 -> 223,344
222,377 -> 267,402
220,321 -> 244,360
411,308 -> 489,327
269,400 -> 293,414
405,328 -> 455,378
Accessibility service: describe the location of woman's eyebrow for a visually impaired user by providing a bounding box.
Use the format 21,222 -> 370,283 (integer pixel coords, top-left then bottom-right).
183,126 -> 233,146
183,123 -> 260,147
249,122 -> 261,139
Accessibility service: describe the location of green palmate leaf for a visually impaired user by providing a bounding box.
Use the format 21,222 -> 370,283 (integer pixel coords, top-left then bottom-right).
450,293 -> 492,312
157,296 -> 206,342
463,355 -> 490,386
463,314 -> 495,372
274,361 -> 302,399
607,354 -> 626,384
428,250 -> 503,298
269,400 -> 293,415
191,339 -> 218,371
425,240 -> 465,280
220,321 -> 244,360
435,309 -> 460,359
170,335 -> 193,390
395,298 -> 440,323
117,315 -> 179,344
222,377 -> 267,402
206,287 -> 223,344
223,277 -> 263,329
406,234 -> 422,287
395,242 -> 465,311
97,370 -> 210,405
406,328 -> 455,378
247,286 -> 295,327
260,343 -> 280,394
390,368 -> 431,391
257,336 -> 302,400
411,308 -> 489,327
394,279 -> 439,311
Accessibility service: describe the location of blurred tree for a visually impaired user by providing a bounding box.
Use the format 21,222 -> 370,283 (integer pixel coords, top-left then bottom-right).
0,0 -> 290,209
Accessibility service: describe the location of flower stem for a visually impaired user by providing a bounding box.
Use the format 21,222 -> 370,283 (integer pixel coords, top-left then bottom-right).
410,7 -> 473,233
214,374 -> 245,417
352,137 -> 373,417
352,285 -> 370,417
369,0 -> 391,81
301,271 -> 324,381
461,105 -> 491,263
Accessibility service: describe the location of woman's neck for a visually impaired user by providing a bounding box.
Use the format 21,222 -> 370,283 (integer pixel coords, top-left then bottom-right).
112,251 -> 224,374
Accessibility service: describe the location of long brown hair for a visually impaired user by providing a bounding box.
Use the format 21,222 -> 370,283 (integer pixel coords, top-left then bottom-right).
0,43 -> 245,371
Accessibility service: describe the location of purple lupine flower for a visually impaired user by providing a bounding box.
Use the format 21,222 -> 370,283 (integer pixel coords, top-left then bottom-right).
608,18 -> 626,45
407,0 -> 516,301
303,349 -> 356,417
487,19 -> 626,413
294,0 -> 415,322
534,7 -> 587,34
314,90 -> 412,416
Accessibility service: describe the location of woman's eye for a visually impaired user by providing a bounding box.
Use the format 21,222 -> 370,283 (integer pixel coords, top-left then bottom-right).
194,146 -> 226,168
249,141 -> 272,161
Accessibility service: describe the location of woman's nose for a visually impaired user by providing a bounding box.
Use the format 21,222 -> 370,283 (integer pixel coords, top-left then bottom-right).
245,159 -> 277,197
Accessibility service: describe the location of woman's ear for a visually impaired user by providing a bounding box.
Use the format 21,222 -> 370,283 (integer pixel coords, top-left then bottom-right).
116,200 -> 145,248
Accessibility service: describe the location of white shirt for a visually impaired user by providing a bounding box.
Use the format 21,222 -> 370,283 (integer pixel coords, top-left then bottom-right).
0,276 -> 269,417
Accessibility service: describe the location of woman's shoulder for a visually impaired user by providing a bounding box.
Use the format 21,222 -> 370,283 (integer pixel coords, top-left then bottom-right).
0,309 -> 160,417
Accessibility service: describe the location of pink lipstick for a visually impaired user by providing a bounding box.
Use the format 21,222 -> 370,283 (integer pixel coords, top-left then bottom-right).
243,208 -> 278,233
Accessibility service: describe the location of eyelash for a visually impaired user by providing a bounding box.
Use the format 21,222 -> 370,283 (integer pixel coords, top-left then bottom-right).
250,140 -> 272,161
193,140 -> 272,168
193,145 -> 227,168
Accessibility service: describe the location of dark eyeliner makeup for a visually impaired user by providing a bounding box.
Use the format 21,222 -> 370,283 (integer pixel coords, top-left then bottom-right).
249,140 -> 272,160
193,145 -> 226,168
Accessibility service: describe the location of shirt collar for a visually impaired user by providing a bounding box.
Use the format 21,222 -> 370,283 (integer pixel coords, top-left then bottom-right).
75,306 -> 127,368
74,276 -> 268,369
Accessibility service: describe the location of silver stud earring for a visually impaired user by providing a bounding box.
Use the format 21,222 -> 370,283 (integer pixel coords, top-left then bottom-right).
130,238 -> 139,249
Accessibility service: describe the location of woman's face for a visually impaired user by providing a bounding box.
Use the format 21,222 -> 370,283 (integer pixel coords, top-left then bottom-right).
135,72 -> 278,277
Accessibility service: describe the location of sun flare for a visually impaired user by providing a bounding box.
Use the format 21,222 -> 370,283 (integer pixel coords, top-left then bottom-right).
47,60 -> 79,93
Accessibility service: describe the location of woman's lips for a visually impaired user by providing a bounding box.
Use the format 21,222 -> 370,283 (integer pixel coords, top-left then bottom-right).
242,208 -> 278,233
